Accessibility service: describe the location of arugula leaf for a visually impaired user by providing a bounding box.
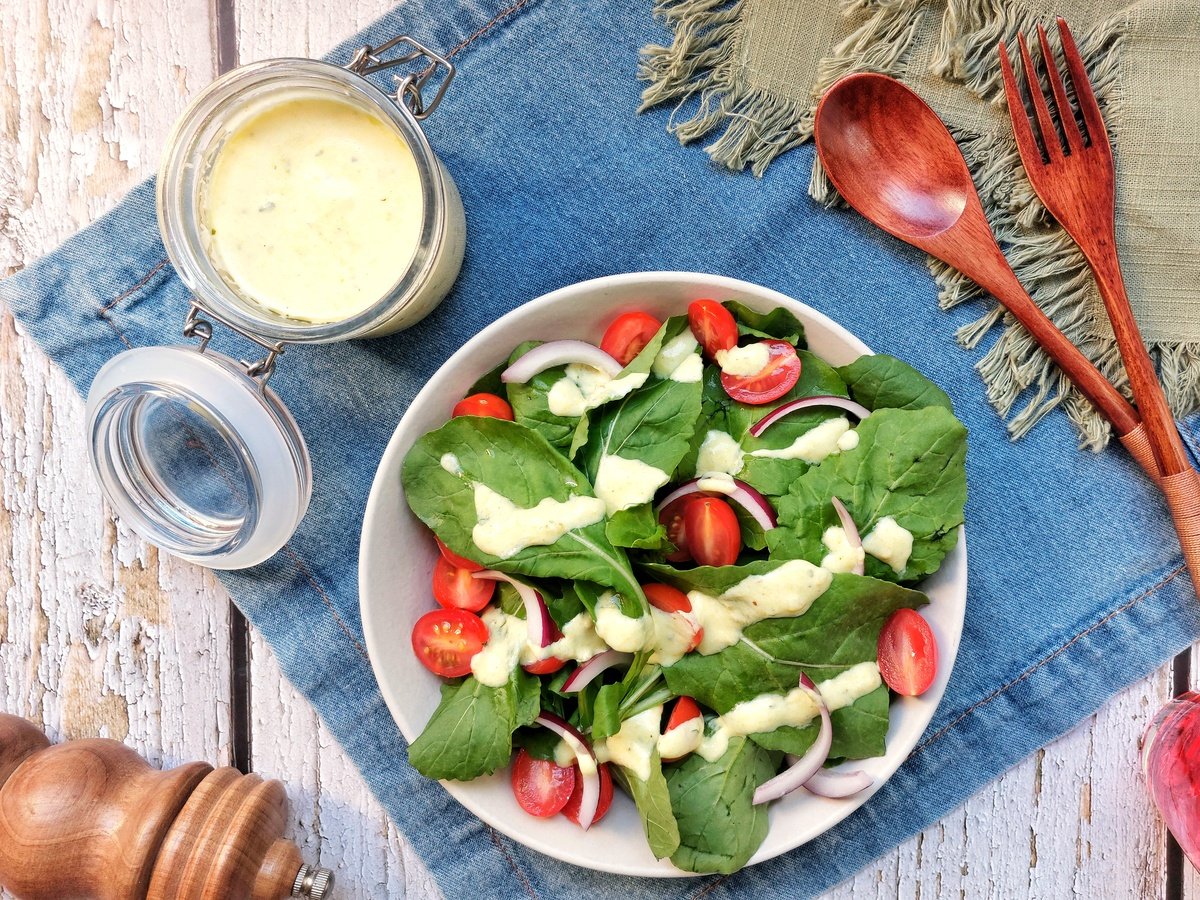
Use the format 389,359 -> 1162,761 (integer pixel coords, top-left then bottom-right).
591,683 -> 624,740
747,683 -> 890,760
837,354 -> 954,412
662,573 -> 927,712
513,724 -> 561,761
408,671 -> 540,780
504,342 -> 581,452
614,755 -> 681,859
723,300 -> 806,347
767,406 -> 967,582
666,735 -> 777,874
402,417 -> 647,614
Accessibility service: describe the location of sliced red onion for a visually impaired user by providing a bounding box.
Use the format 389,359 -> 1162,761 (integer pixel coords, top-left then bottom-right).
750,395 -> 872,438
804,768 -> 873,798
561,649 -> 633,692
501,340 -> 622,383
753,674 -> 832,805
473,570 -> 553,647
654,478 -> 777,531
830,496 -> 864,576
535,712 -> 601,830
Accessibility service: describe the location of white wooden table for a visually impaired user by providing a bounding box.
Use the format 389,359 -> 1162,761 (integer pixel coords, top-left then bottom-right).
0,1 -> 1192,897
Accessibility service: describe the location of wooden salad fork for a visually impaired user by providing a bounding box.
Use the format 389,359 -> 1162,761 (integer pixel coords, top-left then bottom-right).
1001,18 -> 1200,592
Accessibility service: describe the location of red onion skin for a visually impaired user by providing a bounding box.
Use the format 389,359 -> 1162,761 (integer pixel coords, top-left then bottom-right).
654,478 -> 776,531
829,496 -> 864,576
750,395 -> 871,439
752,676 -> 831,805
473,570 -> 553,647
804,768 -> 873,798
534,712 -> 601,829
501,340 -> 622,383
561,650 -> 632,692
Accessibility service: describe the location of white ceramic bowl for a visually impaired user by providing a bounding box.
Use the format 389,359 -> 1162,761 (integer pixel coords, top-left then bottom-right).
360,272 -> 967,877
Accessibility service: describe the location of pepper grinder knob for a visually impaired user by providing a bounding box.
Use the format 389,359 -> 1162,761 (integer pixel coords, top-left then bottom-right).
292,863 -> 336,899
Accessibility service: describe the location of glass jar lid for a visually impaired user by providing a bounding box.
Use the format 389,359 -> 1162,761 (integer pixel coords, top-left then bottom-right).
85,345 -> 311,569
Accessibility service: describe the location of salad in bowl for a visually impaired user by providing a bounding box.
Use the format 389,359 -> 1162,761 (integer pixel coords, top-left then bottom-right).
361,273 -> 968,876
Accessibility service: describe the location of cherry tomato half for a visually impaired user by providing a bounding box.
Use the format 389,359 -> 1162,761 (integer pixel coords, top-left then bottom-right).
657,496 -> 693,563
562,761 -> 615,827
682,497 -> 741,567
452,392 -> 514,421
720,340 -> 802,405
523,622 -> 567,675
432,556 -> 495,612
601,312 -> 662,366
687,299 -> 738,359
666,696 -> 702,733
642,582 -> 692,614
877,608 -> 938,697
411,608 -> 489,678
435,535 -> 483,573
512,749 -> 576,818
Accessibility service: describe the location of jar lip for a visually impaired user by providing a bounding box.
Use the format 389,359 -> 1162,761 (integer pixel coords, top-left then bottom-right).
157,57 -> 448,344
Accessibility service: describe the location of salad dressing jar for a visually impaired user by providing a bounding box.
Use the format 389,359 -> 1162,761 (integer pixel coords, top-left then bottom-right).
86,36 -> 465,569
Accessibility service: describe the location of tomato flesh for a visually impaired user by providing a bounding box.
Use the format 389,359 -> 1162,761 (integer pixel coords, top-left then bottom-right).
562,761 -> 615,827
523,622 -> 566,675
682,497 -> 741,567
642,582 -> 691,614
666,696 -> 702,732
435,535 -> 483,573
411,608 -> 488,678
877,608 -> 938,696
452,392 -> 514,421
720,339 -> 802,405
600,312 -> 662,366
432,556 -> 495,612
512,749 -> 576,818
657,496 -> 693,563
687,299 -> 738,359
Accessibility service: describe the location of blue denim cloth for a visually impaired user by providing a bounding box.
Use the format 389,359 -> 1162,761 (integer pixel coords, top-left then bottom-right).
4,1 -> 1198,896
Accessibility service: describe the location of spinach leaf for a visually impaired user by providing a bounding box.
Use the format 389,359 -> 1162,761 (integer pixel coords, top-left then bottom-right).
468,360 -> 508,397
606,503 -> 669,550
614,755 -> 681,860
837,354 -> 954,412
767,406 -> 967,582
402,417 -> 647,614
639,558 -> 793,596
723,300 -> 806,347
547,584 -> 586,627
408,670 -> 540,781
666,735 -> 776,874
662,573 -> 927,712
513,724 -> 561,761
504,342 -> 581,453
748,683 -> 890,760
591,683 -> 624,740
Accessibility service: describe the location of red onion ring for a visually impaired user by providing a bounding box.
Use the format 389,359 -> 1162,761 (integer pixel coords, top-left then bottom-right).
535,712 -> 601,829
501,340 -> 622,383
561,649 -> 633,692
753,674 -> 831,805
749,395 -> 872,439
830,496 -> 864,576
654,478 -> 776,531
804,768 -> 873,798
473,570 -> 553,647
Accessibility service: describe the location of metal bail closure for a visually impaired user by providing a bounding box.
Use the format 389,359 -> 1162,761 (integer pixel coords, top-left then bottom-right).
346,35 -> 455,120
84,306 -> 311,570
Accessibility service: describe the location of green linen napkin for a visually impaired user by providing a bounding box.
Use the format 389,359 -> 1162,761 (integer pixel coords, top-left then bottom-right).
641,0 -> 1200,451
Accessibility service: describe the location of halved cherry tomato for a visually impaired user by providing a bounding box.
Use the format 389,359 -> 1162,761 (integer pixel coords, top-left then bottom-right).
720,339 -> 802,405
452,392 -> 514,420
877,608 -> 938,697
431,556 -> 495,612
682,497 -> 741,567
687,299 -> 738,359
666,696 -> 702,732
657,496 -> 693,563
512,749 -> 576,818
600,312 -> 662,366
643,582 -> 691,614
562,761 -> 615,827
523,622 -> 566,675
435,535 -> 483,573
411,608 -> 488,678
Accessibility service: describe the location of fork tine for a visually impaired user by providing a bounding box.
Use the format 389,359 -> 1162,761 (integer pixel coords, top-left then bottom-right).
999,40 -> 1046,168
1057,17 -> 1109,152
1017,33 -> 1062,158
1036,23 -> 1083,151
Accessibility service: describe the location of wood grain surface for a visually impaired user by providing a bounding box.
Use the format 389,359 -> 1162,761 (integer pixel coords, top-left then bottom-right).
0,1 -> 1186,897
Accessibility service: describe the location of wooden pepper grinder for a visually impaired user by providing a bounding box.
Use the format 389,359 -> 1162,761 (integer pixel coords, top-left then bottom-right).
0,714 -> 334,899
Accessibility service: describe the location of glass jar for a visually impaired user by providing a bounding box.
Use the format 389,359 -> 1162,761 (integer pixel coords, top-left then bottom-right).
86,36 -> 463,569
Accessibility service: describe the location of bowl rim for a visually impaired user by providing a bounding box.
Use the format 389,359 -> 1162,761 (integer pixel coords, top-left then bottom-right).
359,270 -> 967,877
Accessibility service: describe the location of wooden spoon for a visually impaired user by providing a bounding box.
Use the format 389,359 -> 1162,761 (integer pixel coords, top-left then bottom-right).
812,72 -> 1159,478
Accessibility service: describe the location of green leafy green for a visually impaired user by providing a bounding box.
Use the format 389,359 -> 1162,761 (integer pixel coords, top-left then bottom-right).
504,342 -> 582,452
402,417 -> 647,614
767,406 -> 967,582
408,671 -> 540,780
666,735 -> 777,874
614,755 -> 681,860
468,360 -> 508,397
591,683 -> 625,741
513,724 -> 561,761
723,300 -> 806,346
747,683 -> 890,760
837,354 -> 954,412
606,503 -> 669,550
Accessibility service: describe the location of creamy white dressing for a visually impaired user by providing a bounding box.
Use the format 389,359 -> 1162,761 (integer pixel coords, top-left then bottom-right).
471,484 -> 604,559
716,343 -> 770,377
695,472 -> 737,495
605,705 -> 662,782
593,592 -> 654,652
439,453 -> 462,476
695,430 -> 744,477
470,608 -> 526,687
669,353 -> 703,383
547,613 -> 608,663
546,364 -> 647,417
550,738 -> 598,776
652,331 -> 701,382
646,607 -> 700,667
657,715 -> 704,759
688,560 -> 832,655
817,661 -> 882,710
749,416 -> 851,463
861,516 -> 914,573
837,429 -> 860,452
592,453 -> 670,516
820,525 -> 866,574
